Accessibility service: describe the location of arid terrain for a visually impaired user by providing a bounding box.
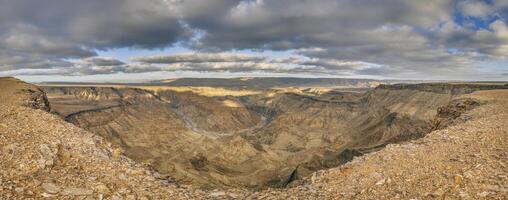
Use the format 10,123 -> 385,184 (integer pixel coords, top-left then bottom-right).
39,79 -> 446,188
1,77 -> 507,199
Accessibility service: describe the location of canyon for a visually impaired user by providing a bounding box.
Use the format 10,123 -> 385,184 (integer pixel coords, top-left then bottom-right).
1,77 -> 508,199
39,79 -> 508,189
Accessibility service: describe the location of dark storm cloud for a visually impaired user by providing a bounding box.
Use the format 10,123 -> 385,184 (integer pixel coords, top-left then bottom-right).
0,0 -> 185,49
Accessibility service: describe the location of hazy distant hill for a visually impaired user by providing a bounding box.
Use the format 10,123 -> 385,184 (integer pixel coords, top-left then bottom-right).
151,77 -> 398,88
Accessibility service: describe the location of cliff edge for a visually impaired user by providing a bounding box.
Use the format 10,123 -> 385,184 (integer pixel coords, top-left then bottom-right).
0,77 -> 205,199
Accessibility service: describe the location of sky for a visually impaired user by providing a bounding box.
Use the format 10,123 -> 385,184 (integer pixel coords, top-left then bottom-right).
0,0 -> 507,82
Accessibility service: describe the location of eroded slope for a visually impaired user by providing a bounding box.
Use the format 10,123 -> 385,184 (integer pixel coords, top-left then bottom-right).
0,78 -> 204,199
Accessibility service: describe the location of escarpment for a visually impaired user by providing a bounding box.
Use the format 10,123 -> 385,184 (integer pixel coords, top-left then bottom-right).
0,78 -> 206,199
41,83 -> 500,188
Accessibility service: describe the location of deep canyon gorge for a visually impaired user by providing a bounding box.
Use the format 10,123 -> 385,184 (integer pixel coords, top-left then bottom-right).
39,79 -> 508,189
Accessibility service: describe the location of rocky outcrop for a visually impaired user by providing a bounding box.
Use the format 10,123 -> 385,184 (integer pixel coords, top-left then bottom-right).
431,98 -> 481,130
21,88 -> 50,112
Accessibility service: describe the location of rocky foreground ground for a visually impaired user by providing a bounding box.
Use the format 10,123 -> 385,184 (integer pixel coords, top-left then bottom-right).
1,77 -> 507,199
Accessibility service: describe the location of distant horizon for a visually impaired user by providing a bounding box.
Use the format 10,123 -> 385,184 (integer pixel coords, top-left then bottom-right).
8,76 -> 506,85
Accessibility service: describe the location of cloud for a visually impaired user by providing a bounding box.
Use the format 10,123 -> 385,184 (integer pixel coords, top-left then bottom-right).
123,62 -> 331,75
1,24 -> 96,58
0,0 -> 185,74
437,20 -> 508,59
0,0 -> 186,49
131,53 -> 266,64
84,57 -> 125,66
0,68 -> 72,76
181,0 -> 454,50
458,0 -> 493,18
129,52 -> 375,76
67,57 -> 127,75
0,0 -> 507,80
171,0 -> 506,78
0,57 -> 128,76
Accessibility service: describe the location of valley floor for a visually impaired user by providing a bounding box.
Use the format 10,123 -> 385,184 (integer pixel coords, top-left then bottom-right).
1,77 -> 507,199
